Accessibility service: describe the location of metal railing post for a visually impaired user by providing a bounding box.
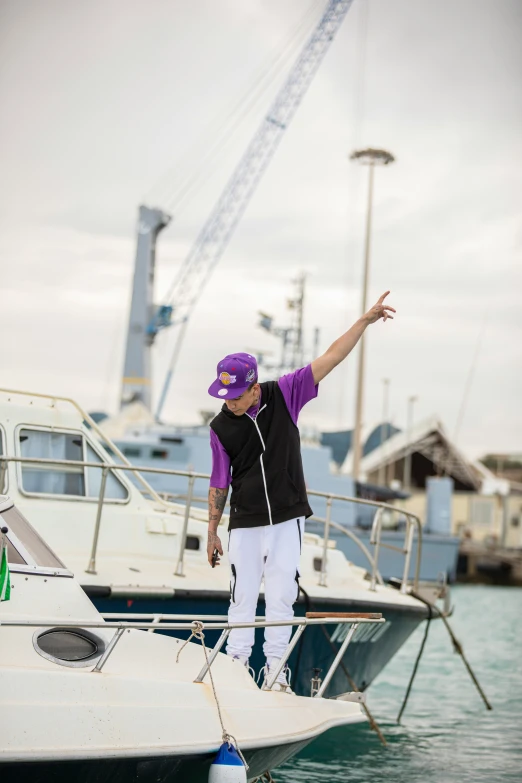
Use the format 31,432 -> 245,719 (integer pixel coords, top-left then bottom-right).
319,496 -> 332,587
315,622 -> 360,697
174,472 -> 195,577
400,519 -> 415,594
85,466 -> 109,575
369,507 -> 383,591
265,624 -> 307,689
194,629 -> 230,682
92,627 -> 125,672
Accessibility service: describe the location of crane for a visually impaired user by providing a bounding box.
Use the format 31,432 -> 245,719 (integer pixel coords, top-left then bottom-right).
120,0 -> 355,418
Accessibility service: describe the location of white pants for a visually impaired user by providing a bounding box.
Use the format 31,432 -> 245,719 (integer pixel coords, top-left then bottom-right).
226,517 -> 304,660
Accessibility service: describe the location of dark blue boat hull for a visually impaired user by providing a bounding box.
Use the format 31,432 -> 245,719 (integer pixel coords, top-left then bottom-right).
87,587 -> 426,697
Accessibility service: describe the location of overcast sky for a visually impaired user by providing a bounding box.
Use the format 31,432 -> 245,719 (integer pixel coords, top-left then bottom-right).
1,0 -> 521,458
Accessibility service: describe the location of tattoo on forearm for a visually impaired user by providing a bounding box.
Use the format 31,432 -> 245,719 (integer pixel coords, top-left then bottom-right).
213,488 -> 227,512
208,487 -> 228,531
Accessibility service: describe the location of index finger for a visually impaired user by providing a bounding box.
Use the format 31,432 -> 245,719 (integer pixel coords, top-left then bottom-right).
377,290 -> 390,304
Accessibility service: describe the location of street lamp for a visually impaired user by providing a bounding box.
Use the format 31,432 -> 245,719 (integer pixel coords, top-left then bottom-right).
350,148 -> 395,481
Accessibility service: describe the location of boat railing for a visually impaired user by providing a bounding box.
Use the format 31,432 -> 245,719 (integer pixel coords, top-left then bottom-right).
306,488 -> 423,594
0,454 -> 422,593
2,612 -> 383,697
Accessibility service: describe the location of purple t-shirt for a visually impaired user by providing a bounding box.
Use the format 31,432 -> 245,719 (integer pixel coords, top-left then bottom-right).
209,364 -> 318,488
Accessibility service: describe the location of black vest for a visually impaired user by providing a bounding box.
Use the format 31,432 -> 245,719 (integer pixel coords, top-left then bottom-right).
210,381 -> 313,530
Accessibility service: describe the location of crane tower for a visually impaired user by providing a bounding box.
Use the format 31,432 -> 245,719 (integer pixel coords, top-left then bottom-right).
119,0 -> 355,414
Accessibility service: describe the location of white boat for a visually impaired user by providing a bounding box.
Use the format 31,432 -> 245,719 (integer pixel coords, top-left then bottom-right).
0,386 -> 436,697
0,493 -> 377,782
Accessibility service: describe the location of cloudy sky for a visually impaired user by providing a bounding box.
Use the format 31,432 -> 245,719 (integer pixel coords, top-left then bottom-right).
1,0 -> 521,458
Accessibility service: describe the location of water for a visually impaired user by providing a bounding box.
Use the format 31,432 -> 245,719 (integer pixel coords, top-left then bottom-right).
276,586 -> 522,783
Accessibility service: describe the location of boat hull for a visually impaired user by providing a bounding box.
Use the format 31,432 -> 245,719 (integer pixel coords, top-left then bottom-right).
88,588 -> 426,696
0,736 -> 313,783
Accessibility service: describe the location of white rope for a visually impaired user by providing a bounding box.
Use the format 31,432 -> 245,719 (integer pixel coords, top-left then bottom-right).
176,621 -> 250,771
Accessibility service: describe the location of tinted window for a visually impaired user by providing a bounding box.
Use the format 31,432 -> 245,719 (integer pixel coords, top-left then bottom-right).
18,429 -> 128,501
20,429 -> 84,496
0,504 -> 65,568
123,446 -> 141,458
4,536 -> 26,565
37,630 -> 98,661
151,449 -> 168,459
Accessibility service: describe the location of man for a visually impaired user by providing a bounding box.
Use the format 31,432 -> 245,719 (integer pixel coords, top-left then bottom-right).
206,291 -> 395,691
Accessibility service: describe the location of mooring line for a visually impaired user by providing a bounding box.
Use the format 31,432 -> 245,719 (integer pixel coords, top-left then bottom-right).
405,592 -> 493,715
298,585 -> 387,746
397,600 -> 433,723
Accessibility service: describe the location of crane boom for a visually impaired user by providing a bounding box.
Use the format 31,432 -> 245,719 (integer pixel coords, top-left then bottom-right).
122,0 -> 355,416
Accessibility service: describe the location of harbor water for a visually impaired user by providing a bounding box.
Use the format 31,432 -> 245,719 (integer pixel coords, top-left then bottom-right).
277,585 -> 521,783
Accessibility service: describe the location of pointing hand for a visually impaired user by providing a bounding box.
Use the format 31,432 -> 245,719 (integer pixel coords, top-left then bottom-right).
364,291 -> 396,325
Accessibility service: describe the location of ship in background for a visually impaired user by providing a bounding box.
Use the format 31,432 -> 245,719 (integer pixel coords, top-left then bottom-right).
98,271 -> 468,584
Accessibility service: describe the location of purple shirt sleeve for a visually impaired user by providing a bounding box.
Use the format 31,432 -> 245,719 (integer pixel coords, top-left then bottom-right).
210,428 -> 232,488
278,364 -> 319,425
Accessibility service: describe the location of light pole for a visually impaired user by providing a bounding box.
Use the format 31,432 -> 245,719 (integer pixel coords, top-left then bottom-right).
378,378 -> 390,487
403,395 -> 418,491
350,148 -> 395,481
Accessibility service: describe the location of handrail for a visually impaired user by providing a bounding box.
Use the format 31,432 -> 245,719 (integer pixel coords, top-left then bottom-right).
0,453 -> 422,592
310,515 -> 385,587
2,614 -> 384,688
1,615 -> 384,630
307,487 -> 423,593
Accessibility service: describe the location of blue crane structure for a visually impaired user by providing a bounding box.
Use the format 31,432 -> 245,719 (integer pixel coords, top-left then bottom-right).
120,0 -> 355,417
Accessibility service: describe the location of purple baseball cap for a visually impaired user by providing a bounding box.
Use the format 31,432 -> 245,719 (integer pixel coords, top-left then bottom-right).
208,353 -> 258,399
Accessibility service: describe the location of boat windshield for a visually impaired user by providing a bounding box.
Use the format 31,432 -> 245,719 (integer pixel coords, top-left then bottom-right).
1,503 -> 65,569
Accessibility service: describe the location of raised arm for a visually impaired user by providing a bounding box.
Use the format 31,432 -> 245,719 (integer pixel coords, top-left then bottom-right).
311,291 -> 395,384
207,486 -> 227,566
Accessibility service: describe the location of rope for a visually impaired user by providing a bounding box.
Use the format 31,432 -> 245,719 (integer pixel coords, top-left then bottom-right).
299,586 -> 387,747
401,592 -> 493,715
396,601 -> 433,723
252,772 -> 277,782
176,621 -> 250,770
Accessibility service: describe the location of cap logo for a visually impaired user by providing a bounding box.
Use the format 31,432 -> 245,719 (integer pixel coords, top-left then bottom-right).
219,372 -> 236,385
218,389 -> 228,396
245,368 -> 256,383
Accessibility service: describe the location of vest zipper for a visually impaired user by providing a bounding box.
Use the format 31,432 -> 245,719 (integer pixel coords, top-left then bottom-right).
247,405 -> 272,525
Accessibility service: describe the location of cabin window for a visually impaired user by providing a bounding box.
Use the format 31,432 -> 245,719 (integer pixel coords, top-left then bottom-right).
18,429 -> 128,501
19,429 -> 85,496
4,537 -> 26,565
185,535 -> 200,551
123,446 -> 141,458
0,503 -> 65,569
151,449 -> 168,459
